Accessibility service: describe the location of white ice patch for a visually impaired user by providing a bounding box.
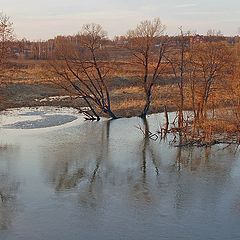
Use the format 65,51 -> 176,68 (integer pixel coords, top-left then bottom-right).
34,95 -> 79,102
0,107 -> 85,131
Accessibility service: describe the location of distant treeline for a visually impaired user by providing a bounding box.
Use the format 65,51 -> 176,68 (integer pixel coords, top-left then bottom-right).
10,34 -> 240,60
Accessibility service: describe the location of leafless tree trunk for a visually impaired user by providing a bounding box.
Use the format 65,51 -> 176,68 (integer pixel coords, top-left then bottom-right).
165,28 -> 190,129
192,42 -> 233,121
0,12 -> 14,79
48,23 -> 118,120
126,18 -> 168,118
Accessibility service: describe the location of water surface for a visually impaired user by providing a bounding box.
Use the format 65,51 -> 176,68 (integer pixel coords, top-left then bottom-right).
0,107 -> 240,240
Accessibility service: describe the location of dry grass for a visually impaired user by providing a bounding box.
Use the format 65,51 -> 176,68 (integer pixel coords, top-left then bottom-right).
199,119 -> 238,134
2,59 -> 240,128
112,98 -> 145,110
113,86 -> 143,95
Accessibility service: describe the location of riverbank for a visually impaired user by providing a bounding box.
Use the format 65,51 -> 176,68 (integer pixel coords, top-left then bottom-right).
1,59 -> 239,139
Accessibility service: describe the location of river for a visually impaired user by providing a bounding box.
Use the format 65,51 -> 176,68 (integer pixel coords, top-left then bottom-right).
0,107 -> 240,240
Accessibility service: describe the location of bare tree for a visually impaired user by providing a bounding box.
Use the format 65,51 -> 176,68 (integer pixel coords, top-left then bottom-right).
49,23 -> 118,120
165,28 -> 190,128
0,12 -> 14,78
206,29 -> 223,37
191,41 -> 234,121
126,18 -> 168,118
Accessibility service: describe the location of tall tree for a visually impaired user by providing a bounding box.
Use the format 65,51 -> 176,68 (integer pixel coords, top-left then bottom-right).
0,12 -> 14,77
191,41 -> 234,121
126,18 -> 168,118
49,23 -> 117,120
165,28 -> 190,128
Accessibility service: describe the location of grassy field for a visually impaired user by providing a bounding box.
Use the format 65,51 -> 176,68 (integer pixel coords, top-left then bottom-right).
0,59 -> 239,121
0,59 -> 177,116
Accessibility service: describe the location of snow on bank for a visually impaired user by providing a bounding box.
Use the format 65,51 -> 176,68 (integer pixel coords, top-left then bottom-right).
34,95 -> 78,103
0,106 -> 85,131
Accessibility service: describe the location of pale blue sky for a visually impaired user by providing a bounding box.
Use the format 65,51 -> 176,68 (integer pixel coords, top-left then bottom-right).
1,0 -> 240,40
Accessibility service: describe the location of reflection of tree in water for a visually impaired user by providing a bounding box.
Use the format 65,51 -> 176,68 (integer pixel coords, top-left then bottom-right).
45,117 -> 240,211
173,142 -> 239,210
45,120 -> 110,208
175,145 -> 205,172
0,146 -> 20,230
174,142 -> 238,172
130,118 -> 161,204
0,174 -> 19,230
46,119 -> 163,207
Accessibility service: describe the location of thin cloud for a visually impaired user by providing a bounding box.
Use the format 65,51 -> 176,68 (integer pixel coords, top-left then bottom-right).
176,11 -> 225,15
175,3 -> 197,8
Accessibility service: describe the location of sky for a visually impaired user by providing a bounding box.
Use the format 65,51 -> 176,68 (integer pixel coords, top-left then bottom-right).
1,0 -> 240,40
